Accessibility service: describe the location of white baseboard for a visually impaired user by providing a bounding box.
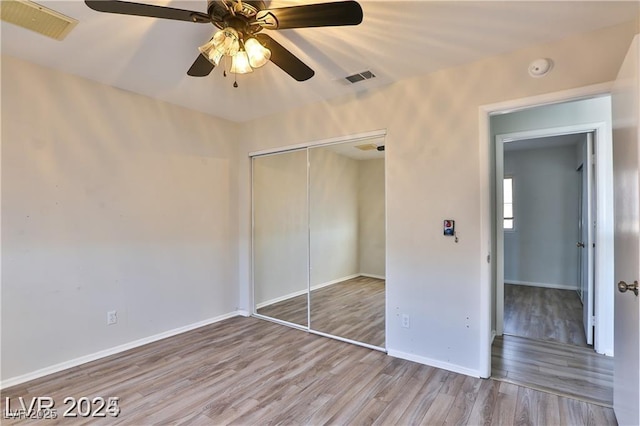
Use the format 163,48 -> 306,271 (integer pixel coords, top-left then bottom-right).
387,349 -> 481,378
311,274 -> 361,291
505,280 -> 578,291
256,273 -> 363,309
1,311 -> 243,389
359,273 -> 386,280
237,310 -> 251,317
491,330 -> 497,344
256,289 -> 308,309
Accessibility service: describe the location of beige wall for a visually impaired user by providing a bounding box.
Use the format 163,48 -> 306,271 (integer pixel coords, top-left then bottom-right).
238,20 -> 639,375
254,147 -> 377,304
503,146 -> 580,289
1,56 -> 240,381
253,150 -> 308,305
358,158 -> 386,277
310,147 -> 360,286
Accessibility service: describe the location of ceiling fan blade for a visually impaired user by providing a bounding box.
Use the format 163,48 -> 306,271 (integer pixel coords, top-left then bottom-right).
85,1 -> 210,23
256,34 -> 314,81
187,54 -> 215,77
255,1 -> 362,30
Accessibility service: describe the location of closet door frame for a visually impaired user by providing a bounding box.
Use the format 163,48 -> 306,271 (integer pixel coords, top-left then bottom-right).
250,129 -> 387,351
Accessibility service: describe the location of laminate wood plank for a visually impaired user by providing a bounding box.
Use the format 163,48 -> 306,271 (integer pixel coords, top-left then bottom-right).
396,368 -> 449,424
371,366 -> 436,426
420,392 -> 456,425
504,284 -> 587,347
538,391 -> 562,426
1,317 -> 617,425
442,375 -> 483,425
467,378 -> 501,426
258,276 -> 385,346
494,355 -> 612,385
492,334 -> 613,406
514,386 -> 540,426
491,382 -> 519,426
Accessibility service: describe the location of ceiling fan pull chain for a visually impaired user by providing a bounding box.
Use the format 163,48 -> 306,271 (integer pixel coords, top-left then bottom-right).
223,55 -> 228,78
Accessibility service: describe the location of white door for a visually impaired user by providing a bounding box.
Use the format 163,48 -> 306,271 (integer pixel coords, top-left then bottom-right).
581,133 -> 595,346
612,35 -> 639,426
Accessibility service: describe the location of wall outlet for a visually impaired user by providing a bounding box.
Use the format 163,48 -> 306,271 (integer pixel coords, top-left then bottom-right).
401,314 -> 410,328
107,310 -> 118,325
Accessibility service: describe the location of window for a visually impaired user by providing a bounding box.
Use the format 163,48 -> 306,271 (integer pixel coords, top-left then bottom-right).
503,177 -> 514,229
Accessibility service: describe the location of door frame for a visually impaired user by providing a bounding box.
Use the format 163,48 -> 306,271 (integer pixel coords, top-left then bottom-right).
494,124 -> 607,350
478,82 -> 615,377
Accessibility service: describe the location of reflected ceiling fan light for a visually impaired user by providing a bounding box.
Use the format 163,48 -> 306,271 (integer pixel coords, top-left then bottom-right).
244,37 -> 271,69
230,50 -> 253,74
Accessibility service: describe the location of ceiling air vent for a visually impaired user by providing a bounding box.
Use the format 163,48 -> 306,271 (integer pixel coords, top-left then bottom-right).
355,143 -> 377,151
0,0 -> 78,41
345,70 -> 376,84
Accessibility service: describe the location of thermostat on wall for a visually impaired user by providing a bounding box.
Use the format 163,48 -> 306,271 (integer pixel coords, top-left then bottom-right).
444,220 -> 455,236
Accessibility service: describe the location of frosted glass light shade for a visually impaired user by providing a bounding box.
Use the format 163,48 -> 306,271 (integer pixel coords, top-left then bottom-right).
213,27 -> 239,56
244,37 -> 271,68
198,28 -> 240,66
230,50 -> 253,74
198,39 -> 224,66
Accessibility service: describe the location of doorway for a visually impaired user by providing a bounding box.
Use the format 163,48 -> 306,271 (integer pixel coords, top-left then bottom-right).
489,96 -> 615,404
492,110 -> 614,354
499,132 -> 593,347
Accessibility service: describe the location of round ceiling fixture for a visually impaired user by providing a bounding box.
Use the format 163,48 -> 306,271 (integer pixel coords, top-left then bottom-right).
528,58 -> 553,78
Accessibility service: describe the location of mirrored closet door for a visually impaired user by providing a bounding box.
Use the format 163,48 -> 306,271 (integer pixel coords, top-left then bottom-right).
253,150 -> 308,327
308,141 -> 386,347
252,136 -> 386,349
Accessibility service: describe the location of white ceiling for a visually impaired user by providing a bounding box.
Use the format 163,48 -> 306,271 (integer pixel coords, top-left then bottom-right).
2,1 -> 638,122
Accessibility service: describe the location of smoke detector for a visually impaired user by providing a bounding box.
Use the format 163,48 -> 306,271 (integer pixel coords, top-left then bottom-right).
528,58 -> 553,78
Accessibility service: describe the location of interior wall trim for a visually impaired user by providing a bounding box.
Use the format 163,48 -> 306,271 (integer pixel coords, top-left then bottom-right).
248,129 -> 387,157
0,311 -> 244,390
387,349 -> 481,378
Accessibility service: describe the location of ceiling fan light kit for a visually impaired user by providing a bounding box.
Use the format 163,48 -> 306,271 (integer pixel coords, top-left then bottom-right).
84,0 -> 363,86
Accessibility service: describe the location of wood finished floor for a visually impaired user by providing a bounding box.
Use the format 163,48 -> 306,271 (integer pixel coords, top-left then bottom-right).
2,317 -> 616,425
492,335 -> 614,407
257,276 -> 385,347
503,284 -> 587,347
494,284 -> 613,407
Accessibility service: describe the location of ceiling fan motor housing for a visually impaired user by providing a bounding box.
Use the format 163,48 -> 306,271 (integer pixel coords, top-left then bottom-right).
208,1 -> 266,34
207,1 -> 264,21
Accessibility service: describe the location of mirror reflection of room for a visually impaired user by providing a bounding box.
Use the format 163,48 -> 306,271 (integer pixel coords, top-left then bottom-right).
253,150 -> 308,327
309,139 -> 385,347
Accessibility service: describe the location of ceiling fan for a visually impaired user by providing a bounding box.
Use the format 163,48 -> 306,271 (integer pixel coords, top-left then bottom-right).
85,0 -> 363,84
